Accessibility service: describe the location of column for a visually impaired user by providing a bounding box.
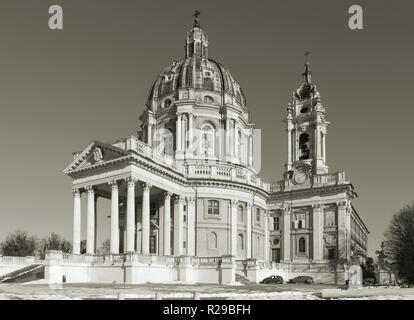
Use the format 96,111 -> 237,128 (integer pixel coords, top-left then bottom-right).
176,114 -> 182,152
147,122 -> 152,146
126,177 -> 136,252
282,205 -> 291,262
312,204 -> 324,261
322,132 -> 326,163
72,188 -> 81,254
181,115 -> 186,152
158,198 -> 164,256
109,181 -> 119,254
230,200 -> 238,257
233,120 -> 238,157
141,182 -> 151,255
86,186 -> 95,254
246,203 -> 252,259
248,134 -> 253,167
264,212 -> 269,261
315,125 -> 321,158
187,197 -> 196,256
94,195 -> 98,253
173,195 -> 184,256
163,192 -> 172,255
188,114 -> 193,152
287,122 -> 294,170
226,118 -> 231,156
338,201 -> 351,261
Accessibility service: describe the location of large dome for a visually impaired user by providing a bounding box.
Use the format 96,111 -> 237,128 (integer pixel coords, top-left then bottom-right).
146,25 -> 247,111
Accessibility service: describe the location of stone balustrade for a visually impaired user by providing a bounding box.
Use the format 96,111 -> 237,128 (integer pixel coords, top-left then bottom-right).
0,255 -> 38,264
110,136 -> 348,196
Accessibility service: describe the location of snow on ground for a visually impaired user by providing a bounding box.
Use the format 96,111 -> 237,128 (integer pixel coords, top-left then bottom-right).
0,283 -> 413,300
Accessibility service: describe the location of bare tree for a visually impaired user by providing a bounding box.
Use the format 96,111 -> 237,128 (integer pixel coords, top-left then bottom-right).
384,202 -> 414,284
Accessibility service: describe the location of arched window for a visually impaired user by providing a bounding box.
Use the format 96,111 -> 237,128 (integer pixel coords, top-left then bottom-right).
164,99 -> 171,109
237,205 -> 244,222
238,234 -> 244,251
200,123 -> 215,155
203,95 -> 214,104
298,237 -> 306,253
299,133 -> 310,160
208,232 -> 218,249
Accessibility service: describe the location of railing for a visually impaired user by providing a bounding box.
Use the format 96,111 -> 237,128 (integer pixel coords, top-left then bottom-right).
194,257 -> 222,265
113,136 -> 185,175
312,172 -> 347,187
0,256 -> 37,264
187,163 -> 272,192
62,253 -> 89,263
111,136 -> 347,193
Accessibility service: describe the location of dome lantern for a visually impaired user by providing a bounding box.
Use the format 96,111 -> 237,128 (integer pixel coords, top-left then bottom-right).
185,10 -> 208,59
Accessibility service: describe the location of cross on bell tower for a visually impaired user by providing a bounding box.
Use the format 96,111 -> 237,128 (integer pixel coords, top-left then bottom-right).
284,56 -> 329,181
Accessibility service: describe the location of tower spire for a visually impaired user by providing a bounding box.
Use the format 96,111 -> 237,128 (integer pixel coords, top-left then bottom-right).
193,10 -> 201,28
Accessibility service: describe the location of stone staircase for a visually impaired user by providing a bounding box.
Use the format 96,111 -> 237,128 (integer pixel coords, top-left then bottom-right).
235,272 -> 255,285
0,264 -> 44,283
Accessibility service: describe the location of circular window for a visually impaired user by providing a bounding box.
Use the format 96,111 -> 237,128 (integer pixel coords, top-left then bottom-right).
272,238 -> 280,245
300,107 -> 308,114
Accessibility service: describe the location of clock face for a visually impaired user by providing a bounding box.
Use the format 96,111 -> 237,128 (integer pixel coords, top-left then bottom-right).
325,234 -> 336,244
294,172 -> 307,184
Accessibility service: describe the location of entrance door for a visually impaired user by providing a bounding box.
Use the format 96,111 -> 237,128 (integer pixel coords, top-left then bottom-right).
272,248 -> 281,263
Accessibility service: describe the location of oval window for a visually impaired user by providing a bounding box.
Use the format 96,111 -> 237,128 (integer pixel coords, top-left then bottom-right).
300,107 -> 308,113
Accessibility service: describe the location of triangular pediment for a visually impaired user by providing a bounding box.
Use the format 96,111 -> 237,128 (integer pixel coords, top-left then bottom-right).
63,140 -> 129,174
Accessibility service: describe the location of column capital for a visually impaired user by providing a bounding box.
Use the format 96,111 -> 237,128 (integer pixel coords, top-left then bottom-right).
86,185 -> 95,194
312,203 -> 325,212
186,196 -> 196,205
72,188 -> 81,197
162,191 -> 173,200
230,199 -> 238,208
246,202 -> 252,209
108,180 -> 120,190
141,182 -> 152,191
174,195 -> 185,204
125,177 -> 138,187
282,203 -> 291,214
336,200 -> 349,209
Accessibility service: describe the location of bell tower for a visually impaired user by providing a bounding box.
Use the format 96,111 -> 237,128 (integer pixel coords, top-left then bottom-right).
284,57 -> 329,184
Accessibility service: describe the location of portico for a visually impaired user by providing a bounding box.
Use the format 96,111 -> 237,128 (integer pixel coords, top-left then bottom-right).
71,175 -> 192,256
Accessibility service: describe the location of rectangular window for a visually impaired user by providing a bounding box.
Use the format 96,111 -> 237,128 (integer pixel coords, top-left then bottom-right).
150,236 -> 156,254
273,217 -> 280,230
208,200 -> 220,215
150,202 -> 157,217
325,211 -> 336,227
256,208 -> 261,222
296,214 -> 306,229
328,248 -> 335,260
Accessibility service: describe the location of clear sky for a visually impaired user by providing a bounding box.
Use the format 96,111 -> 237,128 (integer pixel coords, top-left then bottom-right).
0,0 -> 413,257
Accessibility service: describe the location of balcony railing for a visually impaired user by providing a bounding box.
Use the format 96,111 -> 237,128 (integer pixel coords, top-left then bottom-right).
112,136 -> 347,193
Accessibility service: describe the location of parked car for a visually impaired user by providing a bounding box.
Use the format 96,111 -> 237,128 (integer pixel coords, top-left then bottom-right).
363,278 -> 376,286
260,275 -> 284,284
288,276 -> 313,284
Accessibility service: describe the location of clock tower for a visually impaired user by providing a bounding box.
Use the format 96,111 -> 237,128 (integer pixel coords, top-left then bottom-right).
284,60 -> 329,185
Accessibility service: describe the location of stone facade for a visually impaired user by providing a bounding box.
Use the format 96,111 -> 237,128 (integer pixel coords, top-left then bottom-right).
62,17 -> 369,285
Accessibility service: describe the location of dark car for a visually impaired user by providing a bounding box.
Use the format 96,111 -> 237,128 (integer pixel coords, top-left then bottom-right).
363,278 -> 376,286
288,276 -> 313,284
260,275 -> 284,284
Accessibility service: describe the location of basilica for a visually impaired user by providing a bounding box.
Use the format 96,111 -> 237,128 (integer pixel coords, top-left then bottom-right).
61,14 -> 369,285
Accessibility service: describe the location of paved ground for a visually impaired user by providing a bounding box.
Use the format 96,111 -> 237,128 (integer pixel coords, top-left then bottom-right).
0,282 -> 413,300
